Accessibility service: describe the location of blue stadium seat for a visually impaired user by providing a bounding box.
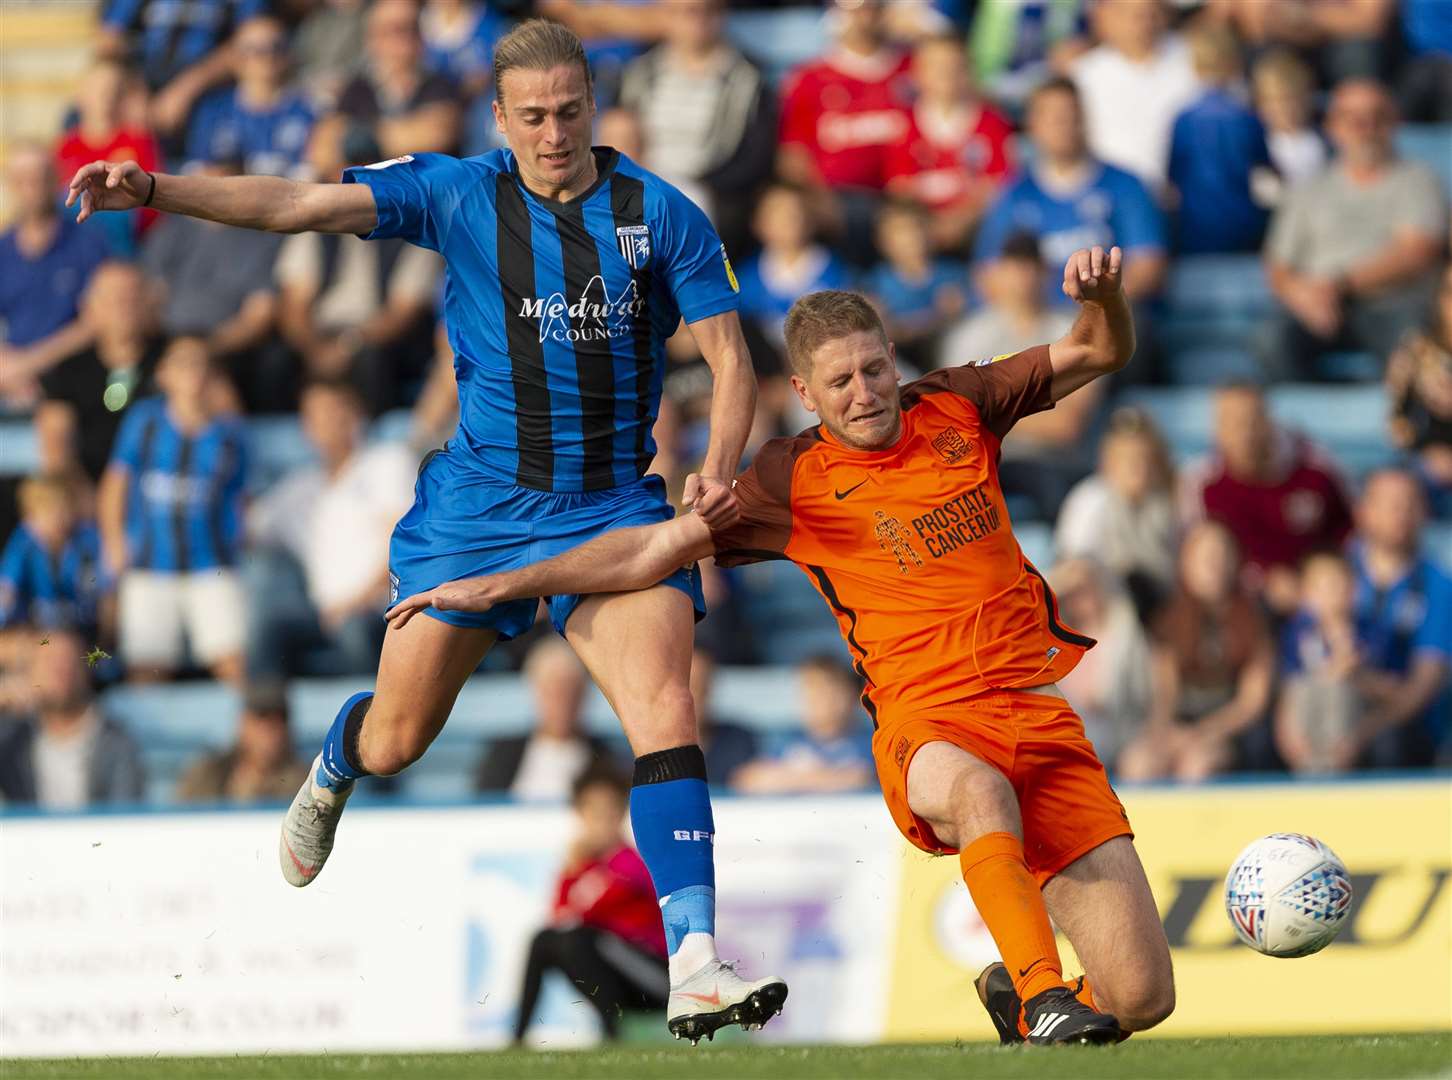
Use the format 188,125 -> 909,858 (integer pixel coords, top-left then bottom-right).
1160,256 -> 1275,378
1116,387 -> 1215,462
726,8 -> 827,85
1165,347 -> 1265,386
1425,520 -> 1452,563
246,415 -> 314,492
1396,125 -> 1452,199
0,419 -> 39,476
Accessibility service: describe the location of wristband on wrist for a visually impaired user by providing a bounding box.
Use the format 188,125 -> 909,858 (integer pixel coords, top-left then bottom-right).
142,171 -> 157,207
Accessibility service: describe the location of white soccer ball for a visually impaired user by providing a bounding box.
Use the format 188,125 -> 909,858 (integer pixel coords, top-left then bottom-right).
1224,833 -> 1353,957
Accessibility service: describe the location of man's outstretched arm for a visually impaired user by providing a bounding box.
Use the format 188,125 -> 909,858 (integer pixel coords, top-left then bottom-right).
1046,245 -> 1136,400
385,513 -> 718,629
66,159 -> 378,236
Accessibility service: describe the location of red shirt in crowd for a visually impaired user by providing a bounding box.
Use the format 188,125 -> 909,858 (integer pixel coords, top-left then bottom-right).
884,101 -> 1016,211
553,843 -> 666,958
55,127 -> 161,232
1183,435 -> 1354,574
779,49 -> 913,191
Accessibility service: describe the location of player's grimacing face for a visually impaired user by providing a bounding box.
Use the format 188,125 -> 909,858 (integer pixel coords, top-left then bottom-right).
793,330 -> 902,451
494,63 -> 596,194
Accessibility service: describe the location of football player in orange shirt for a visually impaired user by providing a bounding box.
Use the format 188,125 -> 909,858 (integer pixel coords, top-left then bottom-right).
387,245 -> 1174,1046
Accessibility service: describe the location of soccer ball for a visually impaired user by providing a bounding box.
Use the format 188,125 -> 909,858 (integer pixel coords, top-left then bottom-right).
1224,833 -> 1353,957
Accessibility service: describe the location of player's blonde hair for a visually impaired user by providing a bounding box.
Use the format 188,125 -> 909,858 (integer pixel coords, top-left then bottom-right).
783,290 -> 888,378
493,18 -> 593,104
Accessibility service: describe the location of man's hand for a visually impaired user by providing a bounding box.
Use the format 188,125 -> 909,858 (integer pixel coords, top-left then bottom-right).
682,474 -> 739,530
66,160 -> 152,223
385,575 -> 504,630
1061,245 -> 1123,304
1286,277 -> 1343,339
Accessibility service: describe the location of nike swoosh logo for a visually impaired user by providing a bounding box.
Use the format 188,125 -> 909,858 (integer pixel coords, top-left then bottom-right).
1018,960 -> 1045,978
834,479 -> 868,500
677,989 -> 722,1006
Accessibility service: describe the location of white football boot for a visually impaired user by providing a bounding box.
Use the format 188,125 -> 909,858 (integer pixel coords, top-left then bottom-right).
278,754 -> 353,887
667,960 -> 788,1044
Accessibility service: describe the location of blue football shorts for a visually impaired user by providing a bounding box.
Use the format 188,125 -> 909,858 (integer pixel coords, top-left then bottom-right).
388,447 -> 705,638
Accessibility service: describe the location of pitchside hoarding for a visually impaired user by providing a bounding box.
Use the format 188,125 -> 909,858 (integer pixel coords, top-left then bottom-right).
1,781 -> 1448,1058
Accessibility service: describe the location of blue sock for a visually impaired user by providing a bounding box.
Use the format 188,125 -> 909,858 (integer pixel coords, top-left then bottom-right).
630,745 -> 718,979
316,691 -> 373,792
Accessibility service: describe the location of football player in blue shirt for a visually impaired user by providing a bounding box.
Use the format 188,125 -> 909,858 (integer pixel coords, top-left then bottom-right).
68,18 -> 784,1041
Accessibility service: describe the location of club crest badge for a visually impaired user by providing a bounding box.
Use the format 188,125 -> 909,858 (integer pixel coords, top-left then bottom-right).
931,426 -> 974,464
616,225 -> 651,269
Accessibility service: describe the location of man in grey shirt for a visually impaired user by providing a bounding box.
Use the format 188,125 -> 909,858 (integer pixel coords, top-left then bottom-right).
1263,78 -> 1446,379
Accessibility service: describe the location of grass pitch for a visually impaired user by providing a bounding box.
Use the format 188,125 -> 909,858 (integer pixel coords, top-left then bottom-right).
6,1034 -> 1449,1080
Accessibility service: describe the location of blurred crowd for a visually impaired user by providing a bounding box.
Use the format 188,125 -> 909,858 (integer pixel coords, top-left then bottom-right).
1,0 -> 1449,813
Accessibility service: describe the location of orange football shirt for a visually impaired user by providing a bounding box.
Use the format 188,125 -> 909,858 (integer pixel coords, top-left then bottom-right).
709,346 -> 1095,727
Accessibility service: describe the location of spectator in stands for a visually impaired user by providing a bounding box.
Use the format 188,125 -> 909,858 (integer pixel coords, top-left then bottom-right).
943,231 -> 1074,364
689,647 -> 758,789
864,201 -> 965,372
1056,407 -> 1179,615
778,0 -> 912,262
617,0 -> 776,255
98,338 -> 247,683
884,32 -> 1015,252
536,0 -> 668,108
1274,551 -> 1366,775
973,79 -> 1167,305
175,680 -> 310,803
275,126 -> 442,414
736,183 -> 852,359
185,15 -> 315,179
1181,383 -> 1355,614
30,402 -> 88,493
0,144 -> 108,408
732,655 -> 875,795
969,0 -> 1088,109
1118,521 -> 1276,782
1070,0 -> 1199,191
97,0 -> 263,144
1388,265 -> 1452,515
1399,0 -> 1452,123
1341,468 -> 1452,765
1047,556 -> 1153,769
1263,78 -> 1448,377
0,475 -> 105,639
292,0 -> 369,108
40,262 -> 167,482
422,0 -> 504,100
245,378 -> 416,680
142,152 -> 286,411
54,59 -> 160,250
1168,21 -> 1275,255
1251,50 -> 1327,187
475,637 -> 613,802
513,763 -> 667,1044
336,0 -> 463,160
0,629 -> 145,810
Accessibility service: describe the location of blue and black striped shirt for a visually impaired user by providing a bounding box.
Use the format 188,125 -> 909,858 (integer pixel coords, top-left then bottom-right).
344,147 -> 740,493
0,524 -> 105,631
109,398 -> 248,572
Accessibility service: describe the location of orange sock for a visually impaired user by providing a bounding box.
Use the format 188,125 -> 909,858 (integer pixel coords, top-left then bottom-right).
1073,975 -> 1132,1041
959,831 -> 1064,1004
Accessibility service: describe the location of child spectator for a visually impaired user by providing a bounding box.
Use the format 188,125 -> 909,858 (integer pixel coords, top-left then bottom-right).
732,655 -> 875,795
1275,552 -> 1364,775
1251,49 -> 1327,187
942,231 -> 1073,365
0,475 -> 105,637
53,59 -> 160,247
736,183 -> 852,355
885,33 -> 1015,251
1387,265 -> 1452,515
513,763 -> 667,1043
1056,407 -> 1179,615
1168,21 -> 1275,254
864,200 -> 965,371
98,338 -> 248,683
185,16 -> 315,179
1118,521 -> 1276,783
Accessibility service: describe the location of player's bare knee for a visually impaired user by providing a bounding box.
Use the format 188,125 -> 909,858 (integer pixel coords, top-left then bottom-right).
1111,975 -> 1176,1031
357,702 -> 440,775
947,765 -> 1018,842
623,682 -> 698,755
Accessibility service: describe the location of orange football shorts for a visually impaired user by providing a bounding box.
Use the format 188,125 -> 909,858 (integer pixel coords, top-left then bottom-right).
872,688 -> 1133,886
